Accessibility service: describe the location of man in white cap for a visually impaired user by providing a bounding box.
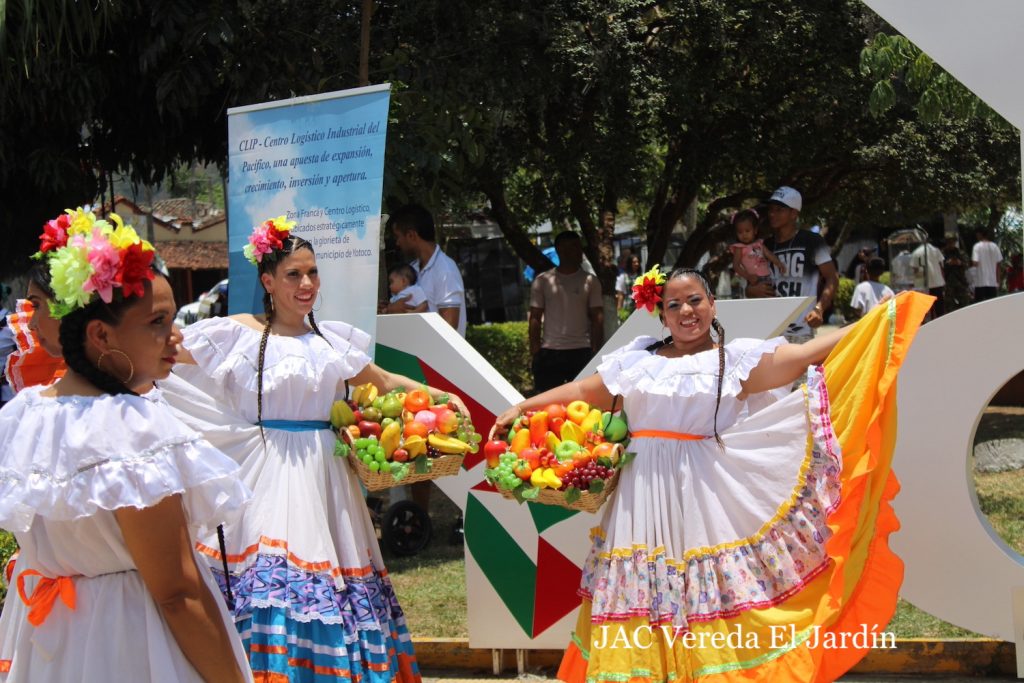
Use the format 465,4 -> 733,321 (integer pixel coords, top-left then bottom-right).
747,186 -> 838,343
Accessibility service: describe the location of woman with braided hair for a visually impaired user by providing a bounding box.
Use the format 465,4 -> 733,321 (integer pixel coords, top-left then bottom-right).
165,217 -> 464,683
0,210 -> 251,682
493,265 -> 933,683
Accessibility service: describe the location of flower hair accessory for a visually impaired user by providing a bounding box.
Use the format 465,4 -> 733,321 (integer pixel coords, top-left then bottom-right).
34,209 -> 156,319
631,264 -> 667,315
243,215 -> 296,266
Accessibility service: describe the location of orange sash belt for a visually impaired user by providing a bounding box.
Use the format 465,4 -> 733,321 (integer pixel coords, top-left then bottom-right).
630,429 -> 708,441
17,569 -> 76,627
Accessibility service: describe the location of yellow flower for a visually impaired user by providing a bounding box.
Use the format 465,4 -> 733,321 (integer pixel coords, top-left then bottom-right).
65,207 -> 98,236
634,264 -> 666,288
270,215 -> 296,233
108,213 -> 143,249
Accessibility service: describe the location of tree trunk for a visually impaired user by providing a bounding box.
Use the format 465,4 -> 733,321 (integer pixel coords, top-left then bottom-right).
482,175 -> 553,273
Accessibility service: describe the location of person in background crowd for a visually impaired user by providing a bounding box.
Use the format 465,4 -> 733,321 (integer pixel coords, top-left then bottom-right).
911,240 -> 946,318
971,227 -> 1003,301
615,253 -> 641,314
747,186 -> 838,344
386,204 -> 466,335
529,231 -> 603,394
942,236 -> 972,312
849,257 -> 895,320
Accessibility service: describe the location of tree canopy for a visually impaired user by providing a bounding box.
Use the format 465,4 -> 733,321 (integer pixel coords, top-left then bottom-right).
2,0 -> 1019,283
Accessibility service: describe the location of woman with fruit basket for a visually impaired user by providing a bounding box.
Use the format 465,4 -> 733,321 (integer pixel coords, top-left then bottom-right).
494,265 -> 933,683
163,216 -> 467,683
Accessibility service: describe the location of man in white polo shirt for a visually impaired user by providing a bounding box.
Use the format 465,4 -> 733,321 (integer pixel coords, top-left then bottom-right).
971,227 -> 1003,302
387,204 -> 467,336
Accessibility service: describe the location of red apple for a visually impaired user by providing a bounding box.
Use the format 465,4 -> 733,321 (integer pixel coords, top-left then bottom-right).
433,407 -> 459,434
392,448 -> 410,463
521,447 -> 542,469
484,439 -> 509,468
358,420 -> 381,438
549,416 -> 565,434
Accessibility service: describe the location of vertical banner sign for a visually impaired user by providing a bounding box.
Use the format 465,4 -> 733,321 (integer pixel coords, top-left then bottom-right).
227,84 -> 391,348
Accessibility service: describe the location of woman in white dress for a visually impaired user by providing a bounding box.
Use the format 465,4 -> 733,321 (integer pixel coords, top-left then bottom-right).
0,211 -> 252,682
494,266 -> 931,683
165,217 -> 466,682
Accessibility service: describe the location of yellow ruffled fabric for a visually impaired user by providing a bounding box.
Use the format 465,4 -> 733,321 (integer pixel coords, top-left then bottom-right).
558,292 -> 933,683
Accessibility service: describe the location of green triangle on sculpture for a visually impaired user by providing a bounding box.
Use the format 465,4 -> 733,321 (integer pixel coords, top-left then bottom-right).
375,344 -> 426,385
464,495 -> 536,636
529,500 -> 577,533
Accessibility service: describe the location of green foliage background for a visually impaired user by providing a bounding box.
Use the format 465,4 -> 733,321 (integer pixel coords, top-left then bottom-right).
466,322 -> 532,396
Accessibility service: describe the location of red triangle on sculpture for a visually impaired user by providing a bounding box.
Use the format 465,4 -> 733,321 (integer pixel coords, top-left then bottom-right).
533,537 -> 583,637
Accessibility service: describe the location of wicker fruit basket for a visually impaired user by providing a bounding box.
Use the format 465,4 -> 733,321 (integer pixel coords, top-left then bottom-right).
347,449 -> 464,491
338,428 -> 466,491
496,467 -> 621,513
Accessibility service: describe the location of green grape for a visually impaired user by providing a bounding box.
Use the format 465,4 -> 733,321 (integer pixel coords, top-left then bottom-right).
380,461 -> 392,474
375,451 -> 386,463
468,443 -> 479,454
369,461 -> 380,473
361,454 -> 373,465
456,430 -> 468,442
470,433 -> 482,443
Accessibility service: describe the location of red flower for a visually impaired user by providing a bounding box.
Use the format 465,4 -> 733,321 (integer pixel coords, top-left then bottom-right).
38,215 -> 71,253
117,243 -> 156,299
263,221 -> 288,251
631,277 -> 663,313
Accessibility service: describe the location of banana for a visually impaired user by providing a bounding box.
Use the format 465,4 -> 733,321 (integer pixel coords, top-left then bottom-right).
403,435 -> 428,458
330,400 -> 356,429
427,433 -> 471,455
380,421 -> 402,457
530,467 -> 548,488
542,468 -> 563,489
359,383 -> 379,407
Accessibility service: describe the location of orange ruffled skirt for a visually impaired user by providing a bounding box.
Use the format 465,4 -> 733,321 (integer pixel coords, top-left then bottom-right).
558,292 -> 933,683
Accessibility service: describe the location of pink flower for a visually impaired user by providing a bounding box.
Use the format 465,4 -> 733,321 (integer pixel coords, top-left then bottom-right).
83,230 -> 121,303
39,214 -> 71,253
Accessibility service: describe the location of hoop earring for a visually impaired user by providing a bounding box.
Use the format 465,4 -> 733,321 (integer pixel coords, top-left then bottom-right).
97,348 -> 135,385
312,292 -> 323,313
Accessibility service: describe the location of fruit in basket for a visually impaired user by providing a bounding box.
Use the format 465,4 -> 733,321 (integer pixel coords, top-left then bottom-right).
403,420 -> 429,439
509,428 -> 530,454
566,400 -> 590,425
402,435 -> 428,457
352,383 -> 379,407
330,400 -> 357,428
427,433 -> 471,454
358,420 -> 382,438
601,413 -> 628,442
591,441 -> 622,465
380,421 -> 402,457
392,448 -> 409,463
579,408 -> 604,434
381,395 -> 404,419
545,431 -> 561,453
543,404 -> 567,421
529,411 -> 548,446
555,440 -> 582,460
513,460 -> 534,480
432,407 -> 459,435
404,389 -> 431,412
361,407 -> 382,423
560,421 -> 586,445
484,439 -> 509,468
414,410 -> 437,430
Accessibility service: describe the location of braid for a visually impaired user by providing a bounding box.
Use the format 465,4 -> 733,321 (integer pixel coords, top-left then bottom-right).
256,292 -> 273,444
58,305 -> 137,396
711,318 -> 725,447
307,310 -> 330,346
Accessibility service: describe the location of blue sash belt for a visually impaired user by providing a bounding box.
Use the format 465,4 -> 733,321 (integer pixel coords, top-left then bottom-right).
258,420 -> 332,432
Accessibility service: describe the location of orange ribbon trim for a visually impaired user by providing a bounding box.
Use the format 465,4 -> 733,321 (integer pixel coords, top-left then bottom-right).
630,429 -> 708,441
17,569 -> 76,627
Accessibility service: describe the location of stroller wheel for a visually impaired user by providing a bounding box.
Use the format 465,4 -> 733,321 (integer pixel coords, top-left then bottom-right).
382,500 -> 432,556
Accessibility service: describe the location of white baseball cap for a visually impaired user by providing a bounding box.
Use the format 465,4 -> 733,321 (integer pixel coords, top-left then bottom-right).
768,186 -> 802,211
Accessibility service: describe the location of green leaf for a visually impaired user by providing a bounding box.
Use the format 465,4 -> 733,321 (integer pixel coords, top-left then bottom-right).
597,456 -> 613,469
520,486 -> 541,500
414,455 -> 431,474
619,451 -> 637,468
868,80 -> 896,118
564,487 -> 582,505
588,479 -> 606,494
333,440 -> 350,458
